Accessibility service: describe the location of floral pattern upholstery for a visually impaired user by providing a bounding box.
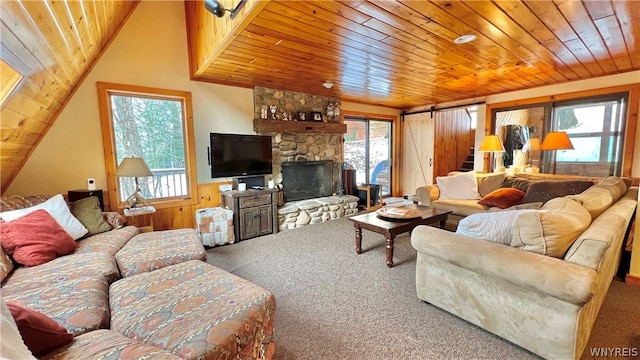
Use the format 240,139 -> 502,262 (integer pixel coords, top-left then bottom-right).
43,329 -> 181,359
0,194 -> 53,212
110,260 -> 276,359
2,275 -> 110,336
74,226 -> 138,256
3,252 -> 120,287
115,229 -> 207,277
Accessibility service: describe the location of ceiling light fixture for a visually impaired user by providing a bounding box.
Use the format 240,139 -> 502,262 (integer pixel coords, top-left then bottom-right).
454,34 -> 477,44
204,0 -> 247,19
322,82 -> 334,89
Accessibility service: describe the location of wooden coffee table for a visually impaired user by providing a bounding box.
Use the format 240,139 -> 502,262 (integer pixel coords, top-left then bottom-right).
349,204 -> 451,267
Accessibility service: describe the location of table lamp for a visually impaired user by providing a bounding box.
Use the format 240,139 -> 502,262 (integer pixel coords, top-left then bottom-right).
540,132 -> 574,173
115,157 -> 153,208
478,135 -> 505,172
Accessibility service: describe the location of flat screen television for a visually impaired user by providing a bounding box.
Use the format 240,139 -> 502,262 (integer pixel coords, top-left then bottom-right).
209,133 -> 273,178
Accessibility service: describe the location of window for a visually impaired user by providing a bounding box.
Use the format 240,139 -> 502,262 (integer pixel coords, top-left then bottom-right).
98,82 -> 197,209
489,87 -> 635,178
552,96 -> 626,176
344,117 -> 393,196
0,60 -> 23,106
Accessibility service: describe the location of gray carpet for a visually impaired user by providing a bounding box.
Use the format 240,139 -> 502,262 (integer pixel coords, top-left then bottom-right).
206,217 -> 640,359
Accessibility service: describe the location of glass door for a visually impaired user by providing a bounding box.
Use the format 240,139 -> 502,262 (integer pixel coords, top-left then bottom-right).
344,118 -> 392,197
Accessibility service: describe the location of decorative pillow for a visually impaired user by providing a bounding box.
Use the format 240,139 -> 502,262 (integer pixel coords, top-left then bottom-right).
478,188 -> 525,209
436,171 -> 480,200
0,210 -> 77,267
0,194 -> 88,240
456,209 -> 542,246
6,302 -> 73,357
511,197 -> 591,258
0,300 -> 35,359
520,180 -> 594,204
0,246 -> 14,283
69,197 -> 112,236
476,173 -> 506,197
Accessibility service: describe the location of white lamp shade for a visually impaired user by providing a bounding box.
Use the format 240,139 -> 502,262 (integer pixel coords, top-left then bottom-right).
115,157 -> 153,177
478,135 -> 505,152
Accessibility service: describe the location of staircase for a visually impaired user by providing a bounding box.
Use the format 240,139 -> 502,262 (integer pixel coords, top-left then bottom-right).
457,146 -> 474,172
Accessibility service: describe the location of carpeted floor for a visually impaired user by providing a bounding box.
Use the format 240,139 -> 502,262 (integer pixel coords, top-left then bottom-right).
206,217 -> 640,359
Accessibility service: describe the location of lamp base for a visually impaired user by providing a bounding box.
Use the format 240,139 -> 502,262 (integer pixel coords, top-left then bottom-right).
125,190 -> 151,209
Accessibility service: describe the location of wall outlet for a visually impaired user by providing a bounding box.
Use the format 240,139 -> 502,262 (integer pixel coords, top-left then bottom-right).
220,184 -> 232,191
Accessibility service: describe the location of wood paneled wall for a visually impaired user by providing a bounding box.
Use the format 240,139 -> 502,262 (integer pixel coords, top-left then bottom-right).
0,0 -> 138,194
434,109 -> 475,179
131,182 -> 231,231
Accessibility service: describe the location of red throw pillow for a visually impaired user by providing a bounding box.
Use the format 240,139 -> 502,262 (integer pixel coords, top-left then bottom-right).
6,302 -> 73,356
478,188 -> 525,209
0,209 -> 77,267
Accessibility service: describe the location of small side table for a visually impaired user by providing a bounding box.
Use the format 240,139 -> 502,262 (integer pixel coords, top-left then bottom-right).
124,206 -> 156,233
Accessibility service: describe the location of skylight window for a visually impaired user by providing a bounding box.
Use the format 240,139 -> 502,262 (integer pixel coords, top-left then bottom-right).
0,60 -> 23,107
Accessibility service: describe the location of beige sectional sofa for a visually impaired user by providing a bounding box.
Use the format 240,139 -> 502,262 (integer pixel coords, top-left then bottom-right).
0,195 -> 276,359
411,177 -> 637,360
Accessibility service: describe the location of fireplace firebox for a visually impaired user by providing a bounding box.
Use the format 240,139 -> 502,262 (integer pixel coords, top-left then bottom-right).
281,160 -> 333,202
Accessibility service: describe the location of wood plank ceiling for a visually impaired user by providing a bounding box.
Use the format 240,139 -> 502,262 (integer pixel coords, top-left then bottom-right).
0,0 -> 138,193
0,0 -> 638,193
189,0 -> 640,109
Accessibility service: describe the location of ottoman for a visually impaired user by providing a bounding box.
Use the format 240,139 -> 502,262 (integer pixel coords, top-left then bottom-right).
115,228 -> 206,277
109,260 -> 276,359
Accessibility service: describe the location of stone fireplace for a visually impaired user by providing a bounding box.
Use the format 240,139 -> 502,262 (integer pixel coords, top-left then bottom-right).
281,160 -> 333,202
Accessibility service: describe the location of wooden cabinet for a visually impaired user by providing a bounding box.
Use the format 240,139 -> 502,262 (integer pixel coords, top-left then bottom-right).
222,189 -> 278,241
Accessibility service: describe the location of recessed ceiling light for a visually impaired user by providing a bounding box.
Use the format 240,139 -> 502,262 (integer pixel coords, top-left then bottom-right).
454,34 -> 477,44
322,82 -> 334,89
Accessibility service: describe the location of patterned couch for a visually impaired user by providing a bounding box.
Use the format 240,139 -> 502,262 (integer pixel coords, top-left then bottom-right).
0,195 -> 276,359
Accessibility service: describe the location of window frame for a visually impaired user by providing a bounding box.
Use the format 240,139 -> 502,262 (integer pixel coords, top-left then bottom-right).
486,84 -> 639,178
97,82 -> 198,210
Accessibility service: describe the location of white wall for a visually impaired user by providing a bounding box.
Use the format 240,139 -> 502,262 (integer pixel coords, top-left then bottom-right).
7,1 -> 399,195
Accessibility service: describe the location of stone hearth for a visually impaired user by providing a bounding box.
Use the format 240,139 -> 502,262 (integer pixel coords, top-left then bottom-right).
278,195 -> 359,231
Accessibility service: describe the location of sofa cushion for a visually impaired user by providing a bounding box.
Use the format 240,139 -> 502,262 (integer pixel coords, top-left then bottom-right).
436,171 -> 480,200
511,197 -> 592,258
6,301 -> 73,357
456,209 -> 542,245
115,229 -> 206,277
0,194 -> 88,240
476,173 -> 507,197
69,196 -> 112,236
74,226 -> 139,256
109,260 -> 276,359
478,188 -> 525,209
3,252 -> 120,288
595,176 -> 630,203
567,187 -> 613,220
501,177 -> 532,192
2,275 -> 110,336
564,239 -> 609,270
0,209 -> 77,267
431,199 -> 488,217
520,180 -> 594,204
42,329 -> 182,359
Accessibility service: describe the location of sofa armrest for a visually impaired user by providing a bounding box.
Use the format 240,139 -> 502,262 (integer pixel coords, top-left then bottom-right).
414,185 -> 440,206
410,226 -> 597,305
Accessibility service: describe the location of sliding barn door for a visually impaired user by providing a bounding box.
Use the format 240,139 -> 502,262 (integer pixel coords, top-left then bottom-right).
402,113 -> 434,195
